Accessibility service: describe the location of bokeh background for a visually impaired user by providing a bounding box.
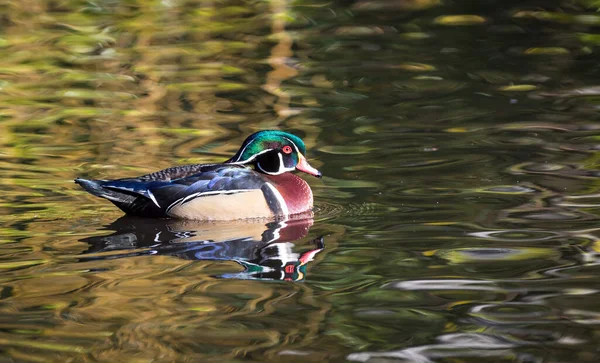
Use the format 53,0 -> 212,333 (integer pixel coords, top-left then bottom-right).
2,0 -> 600,361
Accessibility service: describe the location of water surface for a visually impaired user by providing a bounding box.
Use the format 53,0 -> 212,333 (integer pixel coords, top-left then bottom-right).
2,0 -> 600,361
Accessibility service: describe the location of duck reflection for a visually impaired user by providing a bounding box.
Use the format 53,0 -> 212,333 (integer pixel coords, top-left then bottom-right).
80,217 -> 324,281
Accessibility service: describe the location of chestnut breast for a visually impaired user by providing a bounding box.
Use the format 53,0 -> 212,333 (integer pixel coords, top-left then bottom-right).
265,173 -> 314,216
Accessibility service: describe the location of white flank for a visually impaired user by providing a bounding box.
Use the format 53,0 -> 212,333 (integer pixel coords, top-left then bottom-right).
166,189 -> 255,213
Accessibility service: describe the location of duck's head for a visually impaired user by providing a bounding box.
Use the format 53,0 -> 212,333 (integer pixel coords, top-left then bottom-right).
227,130 -> 321,178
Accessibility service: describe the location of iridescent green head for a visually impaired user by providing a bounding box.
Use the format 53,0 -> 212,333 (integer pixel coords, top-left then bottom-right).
227,130 -> 321,178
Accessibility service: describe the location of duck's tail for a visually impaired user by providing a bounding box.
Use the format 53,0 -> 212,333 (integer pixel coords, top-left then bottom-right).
75,178 -> 165,217
75,178 -> 120,201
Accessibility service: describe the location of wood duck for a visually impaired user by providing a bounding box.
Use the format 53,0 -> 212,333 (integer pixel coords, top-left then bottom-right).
75,130 -> 322,220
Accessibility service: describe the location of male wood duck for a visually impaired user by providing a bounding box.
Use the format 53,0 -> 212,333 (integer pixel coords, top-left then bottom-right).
75,130 -> 321,220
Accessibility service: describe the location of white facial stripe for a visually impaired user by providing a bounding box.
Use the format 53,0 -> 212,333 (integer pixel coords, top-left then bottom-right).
279,152 -> 295,173
233,138 -> 257,162
229,148 -> 273,165
278,153 -> 285,172
265,182 -> 289,217
256,161 -> 268,174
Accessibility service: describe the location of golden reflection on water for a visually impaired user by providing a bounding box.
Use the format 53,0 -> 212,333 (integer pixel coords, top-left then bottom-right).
0,217 -> 335,361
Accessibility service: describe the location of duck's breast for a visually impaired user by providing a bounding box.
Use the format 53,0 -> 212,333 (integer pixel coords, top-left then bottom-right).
265,173 -> 314,216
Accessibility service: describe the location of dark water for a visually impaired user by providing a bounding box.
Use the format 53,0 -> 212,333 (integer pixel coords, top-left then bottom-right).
2,0 -> 600,361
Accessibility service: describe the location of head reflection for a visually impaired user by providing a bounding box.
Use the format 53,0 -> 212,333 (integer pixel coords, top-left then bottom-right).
81,217 -> 323,281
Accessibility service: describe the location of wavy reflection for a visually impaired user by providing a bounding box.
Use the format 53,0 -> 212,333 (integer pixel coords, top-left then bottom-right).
347,333 -> 518,363
80,217 -> 324,281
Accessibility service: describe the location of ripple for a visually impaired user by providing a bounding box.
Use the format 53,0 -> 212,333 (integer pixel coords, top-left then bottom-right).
10,275 -> 90,299
402,187 -> 466,196
476,185 -> 540,194
313,200 -> 382,221
402,184 -> 540,196
435,15 -> 489,26
470,303 -> 555,324
395,158 -> 464,168
469,230 -> 563,241
470,304 -> 600,326
564,309 -> 600,324
348,333 -> 515,362
518,163 -> 566,172
385,279 -> 500,291
556,194 -> 600,208
317,145 -> 374,155
530,85 -> 600,99
433,247 -> 560,264
509,210 -> 584,221
510,162 -> 600,179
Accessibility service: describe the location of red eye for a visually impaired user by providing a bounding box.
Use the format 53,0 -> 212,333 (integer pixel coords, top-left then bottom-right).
282,145 -> 293,154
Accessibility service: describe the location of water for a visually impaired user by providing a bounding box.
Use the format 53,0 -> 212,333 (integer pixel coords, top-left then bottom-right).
2,0 -> 600,361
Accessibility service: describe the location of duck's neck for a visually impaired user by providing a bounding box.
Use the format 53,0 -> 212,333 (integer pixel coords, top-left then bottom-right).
265,173 -> 314,216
